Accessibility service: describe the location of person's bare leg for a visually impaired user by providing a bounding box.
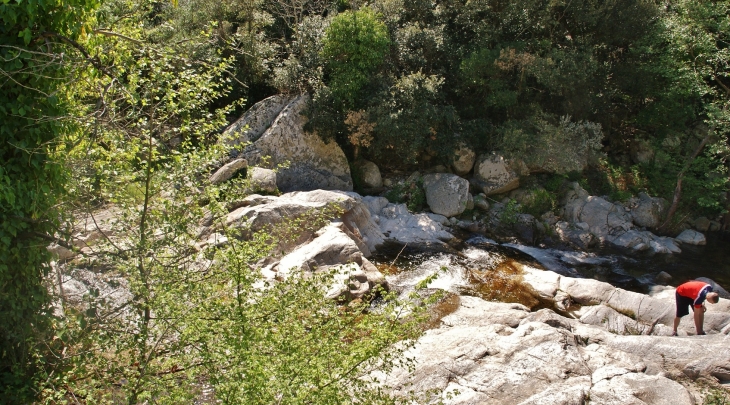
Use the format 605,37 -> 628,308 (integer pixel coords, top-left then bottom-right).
673,317 -> 681,335
693,307 -> 705,335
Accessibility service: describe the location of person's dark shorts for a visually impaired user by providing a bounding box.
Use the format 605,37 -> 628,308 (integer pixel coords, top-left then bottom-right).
676,291 -> 695,317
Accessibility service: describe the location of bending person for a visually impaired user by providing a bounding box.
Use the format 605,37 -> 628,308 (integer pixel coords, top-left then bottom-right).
672,280 -> 720,336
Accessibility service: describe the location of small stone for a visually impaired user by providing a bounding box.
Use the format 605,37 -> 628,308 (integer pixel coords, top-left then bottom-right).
693,217 -> 711,232
209,158 -> 248,184
655,271 -> 673,284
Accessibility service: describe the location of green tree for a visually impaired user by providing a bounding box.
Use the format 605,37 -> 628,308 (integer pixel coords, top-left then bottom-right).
26,1 -> 431,402
321,7 -> 390,109
656,0 -> 730,226
0,0 -> 99,401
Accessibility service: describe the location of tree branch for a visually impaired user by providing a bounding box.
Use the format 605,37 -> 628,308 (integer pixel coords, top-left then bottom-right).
40,32 -> 115,79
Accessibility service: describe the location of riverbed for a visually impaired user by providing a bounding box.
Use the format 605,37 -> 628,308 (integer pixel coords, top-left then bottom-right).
371,231 -> 730,300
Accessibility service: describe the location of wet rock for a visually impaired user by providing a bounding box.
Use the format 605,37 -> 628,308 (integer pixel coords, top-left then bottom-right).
655,271 -> 673,284
649,237 -> 681,254
514,213 -> 536,243
554,221 -> 598,249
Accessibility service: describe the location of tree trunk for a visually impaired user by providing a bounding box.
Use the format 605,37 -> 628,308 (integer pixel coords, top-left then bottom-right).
658,133 -> 713,231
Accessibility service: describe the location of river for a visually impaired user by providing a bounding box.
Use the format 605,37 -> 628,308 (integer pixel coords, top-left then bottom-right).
371,232 -> 730,302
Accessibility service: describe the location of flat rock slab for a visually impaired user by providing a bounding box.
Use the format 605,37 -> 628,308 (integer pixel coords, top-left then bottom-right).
380,296 -> 702,405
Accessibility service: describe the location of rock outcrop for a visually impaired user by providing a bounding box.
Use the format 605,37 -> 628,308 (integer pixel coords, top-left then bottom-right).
559,183 -> 682,253
222,94 -> 353,192
628,192 -> 667,229
520,266 -> 730,336
248,167 -> 278,194
362,196 -> 454,248
381,295 -> 729,405
268,222 -> 385,300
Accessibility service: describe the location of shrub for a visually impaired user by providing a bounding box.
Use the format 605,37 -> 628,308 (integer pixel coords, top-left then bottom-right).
499,199 -> 520,226
521,189 -> 556,217
500,114 -> 604,174
321,7 -> 390,109
384,178 -> 426,212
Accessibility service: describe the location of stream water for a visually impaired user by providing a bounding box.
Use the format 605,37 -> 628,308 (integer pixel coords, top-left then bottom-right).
371,232 -> 730,304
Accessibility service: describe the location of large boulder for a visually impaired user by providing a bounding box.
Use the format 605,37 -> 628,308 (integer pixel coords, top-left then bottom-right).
353,159 -> 382,189
362,195 -> 454,246
629,139 -> 655,165
224,190 -> 384,255
271,222 -> 386,300
628,192 -> 667,229
247,167 -> 278,194
223,94 -> 353,192
221,94 -> 292,149
693,217 -> 711,232
675,229 -> 706,245
366,199 -> 454,247
471,154 -> 520,196
559,183 -> 682,254
422,173 -> 470,217
209,158 -> 247,185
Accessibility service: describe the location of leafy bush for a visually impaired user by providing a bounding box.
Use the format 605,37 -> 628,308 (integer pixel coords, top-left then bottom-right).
521,189 -> 557,217
367,72 -> 459,164
499,114 -> 604,175
0,0 -> 98,400
321,7 -> 390,109
543,174 -> 569,193
703,388 -> 730,405
499,200 -> 520,226
384,178 -> 426,212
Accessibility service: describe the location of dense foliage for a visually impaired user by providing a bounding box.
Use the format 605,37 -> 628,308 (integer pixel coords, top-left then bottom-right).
0,0 -> 98,401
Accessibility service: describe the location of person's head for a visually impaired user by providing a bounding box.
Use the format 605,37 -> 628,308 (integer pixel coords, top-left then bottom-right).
707,292 -> 720,304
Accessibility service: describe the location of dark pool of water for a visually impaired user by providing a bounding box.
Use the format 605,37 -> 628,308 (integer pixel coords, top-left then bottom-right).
603,232 -> 730,289
370,232 -> 730,295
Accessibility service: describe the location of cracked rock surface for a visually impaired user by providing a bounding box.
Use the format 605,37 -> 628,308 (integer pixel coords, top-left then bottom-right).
380,296 -> 726,404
